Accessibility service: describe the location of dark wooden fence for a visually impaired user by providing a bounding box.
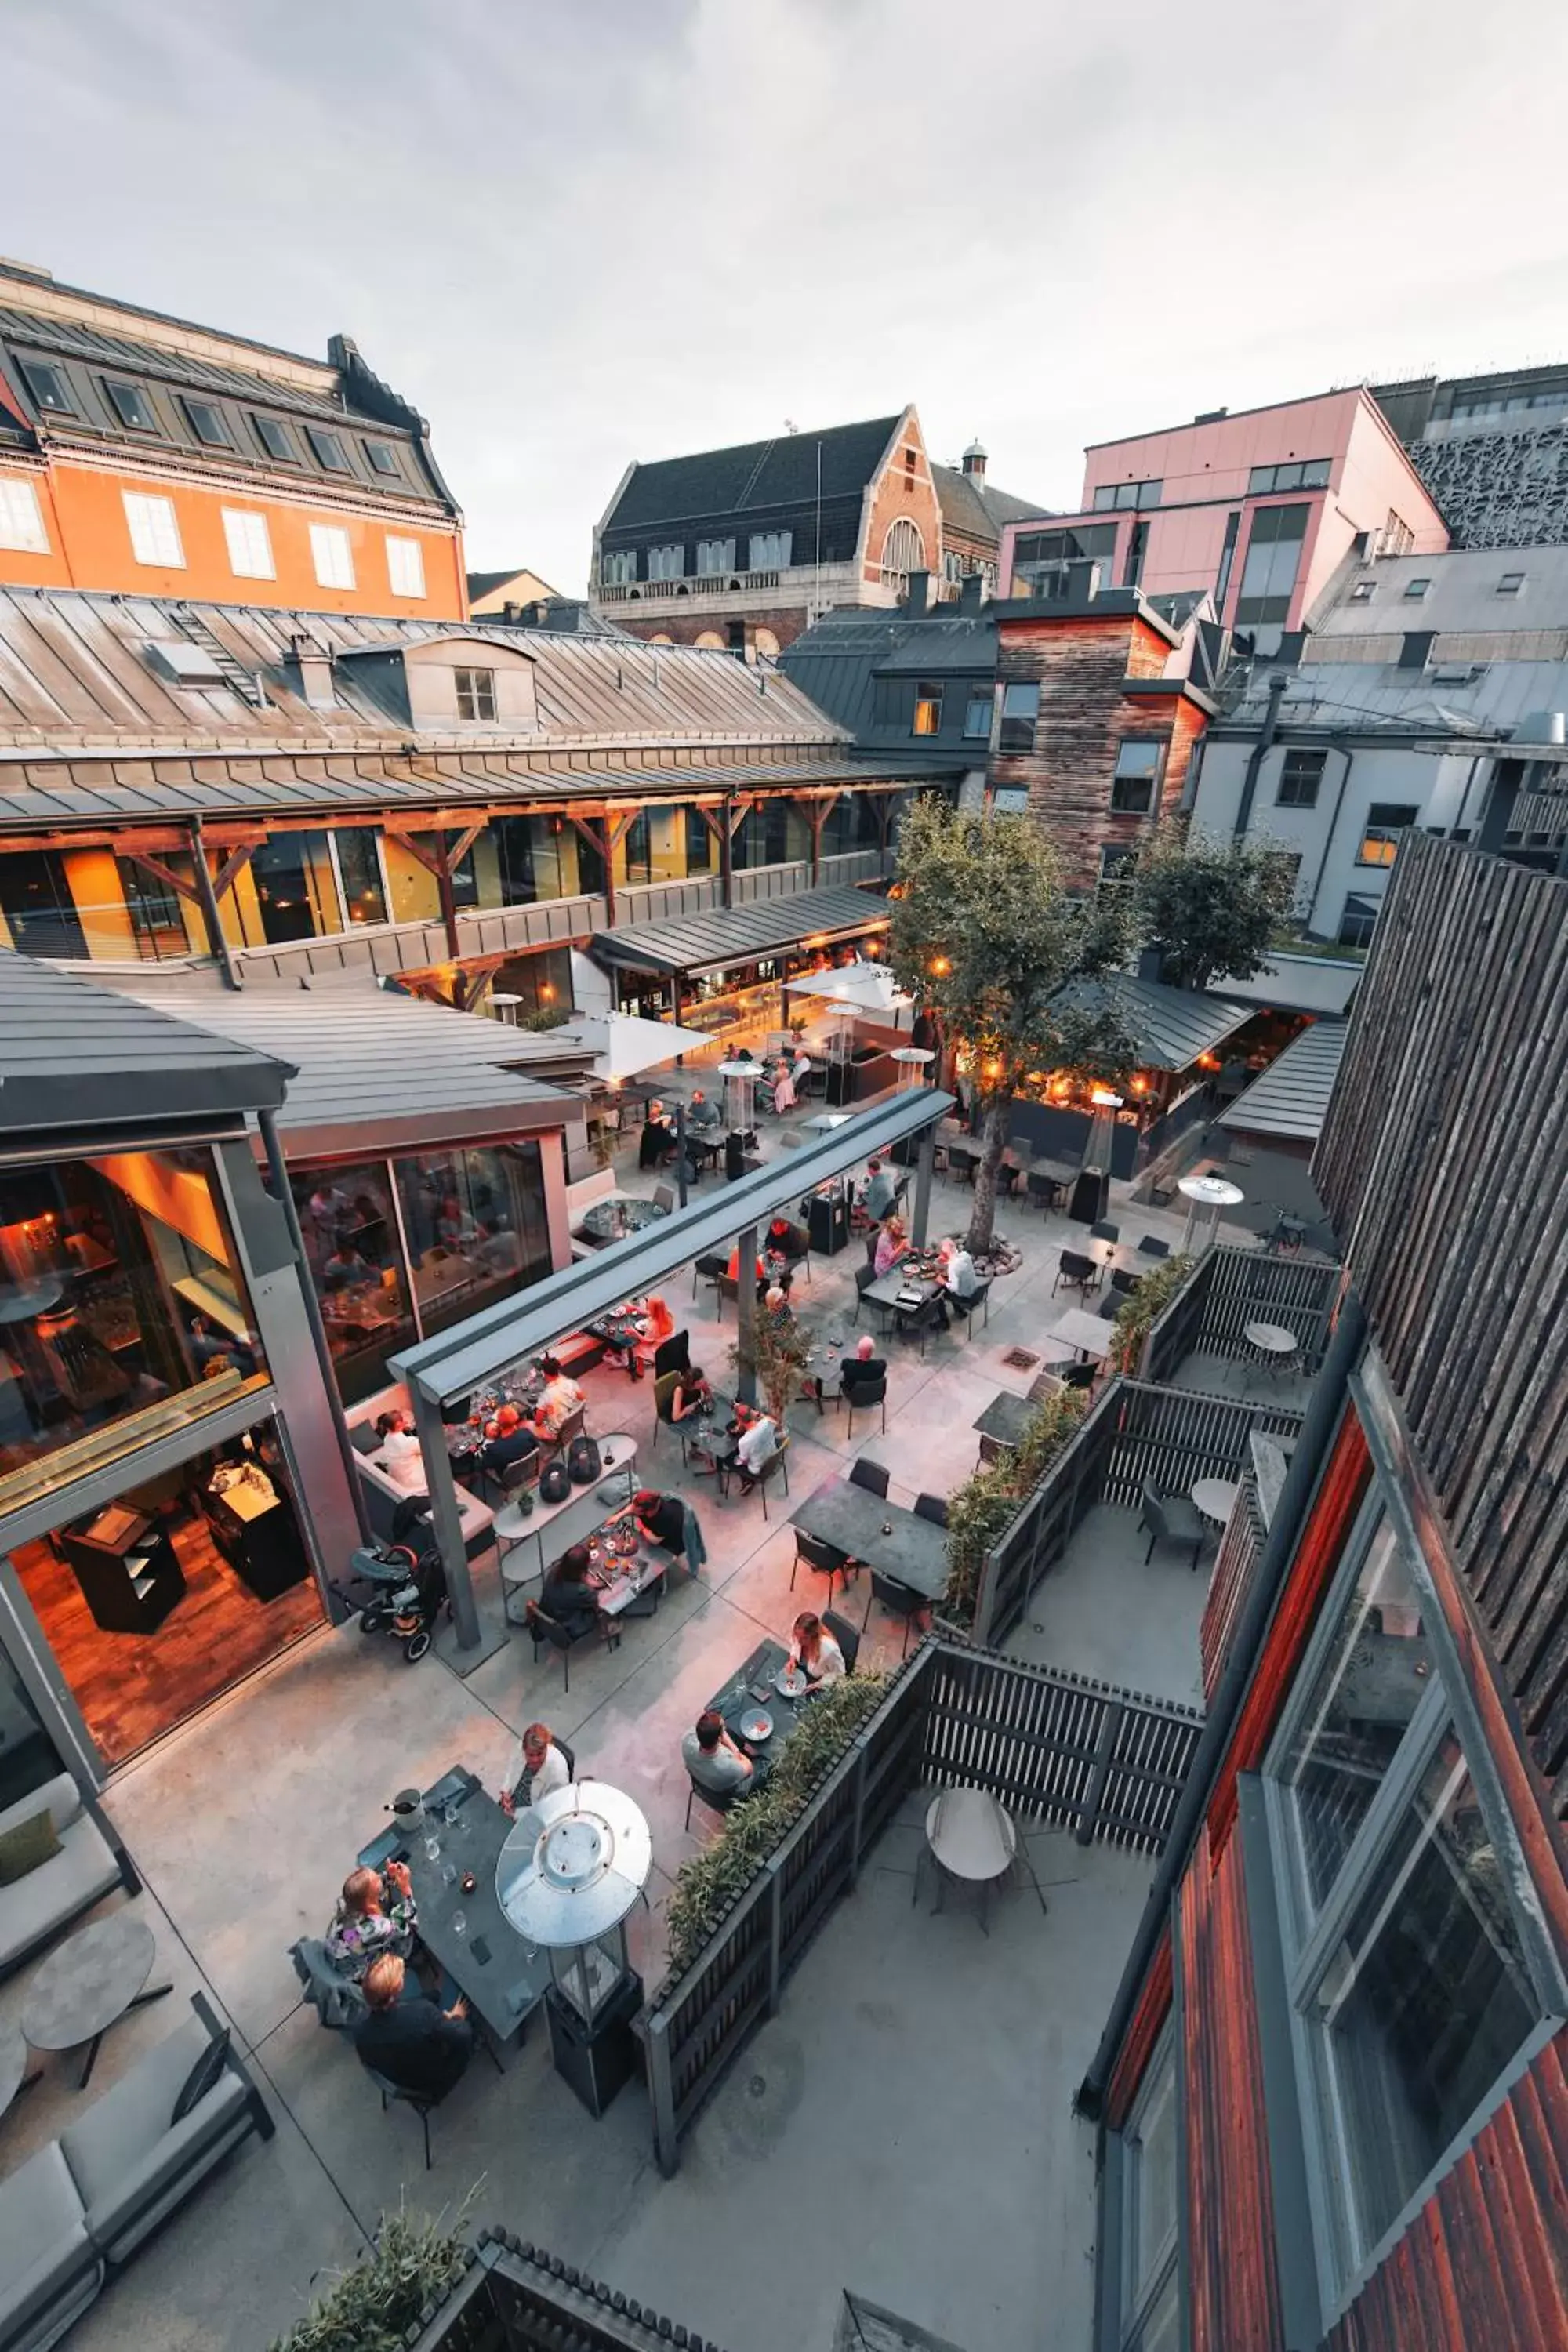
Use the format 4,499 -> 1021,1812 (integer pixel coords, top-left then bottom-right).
639,1638 -> 1203,2174
1142,1243 -> 1341,1384
971,1382 -> 1121,1645
1200,1479 -> 1265,1703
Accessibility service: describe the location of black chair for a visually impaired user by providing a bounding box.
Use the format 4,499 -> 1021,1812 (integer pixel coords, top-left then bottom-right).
693,1252 -> 728,1308
744,1446 -> 790,1519
793,1528 -> 852,1596
1025,1170 -> 1062,1214
1059,1361 -> 1098,1392
823,1609 -> 862,1674
1136,1235 -> 1171,1261
1097,1290 -> 1120,1319
361,2065 -> 442,2172
652,1370 -> 683,1454
1110,1267 -> 1142,1298
684,1772 -> 742,1835
652,1183 -> 678,1216
853,1265 -> 890,1331
1054,1249 -> 1099,1298
524,1599 -> 615,1690
895,1293 -> 946,1359
949,1277 -> 991,1334
1139,1479 -> 1207,1570
1089,1219 -> 1120,1247
913,1492 -> 949,1528
848,1457 -> 890,1499
652,1330 -> 691,1379
843,1372 -> 887,1439
862,1570 -> 929,1657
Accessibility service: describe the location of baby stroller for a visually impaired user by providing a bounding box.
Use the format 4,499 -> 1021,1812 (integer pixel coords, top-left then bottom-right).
347,1494 -> 449,1662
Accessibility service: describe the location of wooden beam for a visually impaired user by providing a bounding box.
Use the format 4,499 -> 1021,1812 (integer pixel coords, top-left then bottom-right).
209,840 -> 262,903
120,850 -> 199,906
384,828 -> 447,880
445,822 -> 486,874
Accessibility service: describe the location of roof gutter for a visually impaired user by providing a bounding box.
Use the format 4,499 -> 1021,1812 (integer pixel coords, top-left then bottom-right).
1231,671 -> 1290,838
1075,1287 -> 1366,2119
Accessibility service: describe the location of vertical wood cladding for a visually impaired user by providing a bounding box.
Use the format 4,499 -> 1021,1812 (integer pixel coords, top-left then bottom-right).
1180,1822 -> 1285,2352
989,611 -> 1207,886
1314,837 -> 1568,1810
1322,2027 -> 1568,2352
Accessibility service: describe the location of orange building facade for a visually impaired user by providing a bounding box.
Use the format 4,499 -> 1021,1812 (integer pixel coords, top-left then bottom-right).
0,260 -> 466,617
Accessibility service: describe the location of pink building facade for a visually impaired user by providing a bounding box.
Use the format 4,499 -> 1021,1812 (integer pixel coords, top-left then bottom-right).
1001,389 -> 1448,637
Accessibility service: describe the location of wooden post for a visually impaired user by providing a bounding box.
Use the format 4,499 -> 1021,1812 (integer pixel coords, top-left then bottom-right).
911,1119 -> 936,1247
187,818 -> 241,989
735,1222 -> 758,1405
646,2009 -> 681,2178
720,792 -> 735,909
1078,1697 -> 1126,1845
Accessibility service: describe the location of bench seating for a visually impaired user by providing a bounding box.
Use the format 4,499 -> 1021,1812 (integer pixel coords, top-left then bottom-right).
0,1773 -> 137,1980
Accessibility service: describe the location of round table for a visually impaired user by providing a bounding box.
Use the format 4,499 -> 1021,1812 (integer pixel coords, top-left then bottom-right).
890,1047 -> 935,1093
1191,1476 -> 1241,1527
0,2024 -> 34,2118
1178,1172 -> 1245,1254
1246,1319 -> 1301,1371
22,1915 -> 166,2088
919,1788 -> 1018,1932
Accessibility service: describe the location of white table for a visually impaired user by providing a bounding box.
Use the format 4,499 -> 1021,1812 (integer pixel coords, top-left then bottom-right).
1245,1320 -> 1301,1370
916,1789 -> 1023,1933
1191,1477 -> 1240,1526
1048,1308 -> 1114,1363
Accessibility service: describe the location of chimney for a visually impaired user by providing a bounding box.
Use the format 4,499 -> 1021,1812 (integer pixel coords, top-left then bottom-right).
961,438 -> 988,481
958,573 -> 985,616
904,570 -> 930,619
289,634 -> 335,710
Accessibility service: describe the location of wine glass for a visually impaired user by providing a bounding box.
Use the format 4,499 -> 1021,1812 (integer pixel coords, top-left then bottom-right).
452,1910 -> 466,1938
423,1828 -> 441,1865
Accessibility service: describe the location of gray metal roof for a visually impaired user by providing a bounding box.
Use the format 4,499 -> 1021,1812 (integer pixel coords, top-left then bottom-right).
604,416 -> 902,535
1316,544 -> 1568,641
930,463 -> 1051,546
778,608 -> 996,757
108,981 -> 577,1157
1051,973 -> 1252,1073
589,884 -> 887,978
394,1085 -> 954,1406
1218,1021 -> 1348,1142
1210,955 -> 1363,1018
1214,654 -> 1568,742
0,953 -> 291,1137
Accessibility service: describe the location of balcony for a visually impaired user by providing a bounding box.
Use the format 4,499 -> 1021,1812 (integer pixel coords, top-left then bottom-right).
591,559 -> 872,619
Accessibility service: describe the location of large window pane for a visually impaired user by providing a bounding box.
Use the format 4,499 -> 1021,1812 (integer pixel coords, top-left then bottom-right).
289,1160 -> 416,1406
394,1142 -> 552,1339
332,829 -> 387,927
1120,2031 -> 1179,2350
1311,1726 -> 1541,2259
247,831 -> 339,945
1277,1512 -> 1431,1922
998,683 -> 1040,753
1236,502 -> 1308,626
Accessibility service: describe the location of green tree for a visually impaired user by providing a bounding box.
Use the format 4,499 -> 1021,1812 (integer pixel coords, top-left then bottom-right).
1131,827 -> 1298,991
887,800 -> 1136,1251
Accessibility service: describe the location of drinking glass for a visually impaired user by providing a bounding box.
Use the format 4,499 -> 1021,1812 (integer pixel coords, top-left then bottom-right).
424,1830 -> 441,1865
451,1909 -> 466,1938
441,1861 -> 458,1888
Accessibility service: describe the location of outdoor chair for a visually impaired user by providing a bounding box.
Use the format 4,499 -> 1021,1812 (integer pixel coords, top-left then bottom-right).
842,1371 -> 887,1439
895,1293 -> 945,1358
1089,1219 -> 1120,1247
823,1609 -> 862,1674
913,1492 -> 949,1528
852,1265 -> 890,1332
1110,1267 -> 1142,1298
1059,1361 -> 1098,1392
744,1446 -> 790,1519
1024,1170 -> 1062,1214
684,1772 -> 743,1835
652,1330 -> 691,1380
949,1277 -> 991,1334
539,1405 -> 586,1465
1136,1235 -> 1171,1260
652,1371 -> 684,1455
1139,1479 -> 1207,1571
652,1184 -> 678,1216
1097,1290 -> 1120,1319
289,1938 -> 366,2034
848,1457 -> 890,1499
524,1599 -> 616,1691
360,2066 -> 443,2174
792,1529 -> 853,1598
862,1570 -> 930,1657
693,1252 -> 728,1308
1054,1249 -> 1099,1298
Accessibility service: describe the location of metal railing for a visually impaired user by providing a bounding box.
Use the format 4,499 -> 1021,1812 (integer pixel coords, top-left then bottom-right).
1142,1243 -> 1341,1385
638,1636 -> 1203,2175
597,569 -> 782,603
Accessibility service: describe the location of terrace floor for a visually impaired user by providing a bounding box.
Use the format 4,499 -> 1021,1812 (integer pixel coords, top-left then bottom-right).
0,1110 -> 1274,2350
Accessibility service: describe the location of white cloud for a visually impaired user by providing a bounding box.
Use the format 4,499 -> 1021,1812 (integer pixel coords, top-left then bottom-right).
5,0 -> 1567,591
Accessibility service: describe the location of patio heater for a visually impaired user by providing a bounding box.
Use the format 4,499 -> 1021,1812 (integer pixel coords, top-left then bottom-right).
890,1046 -> 935,1093
1070,1089 -> 1123,1225
717,1057 -> 760,1154
1178,1171 -> 1245,1254
495,1782 -> 652,2117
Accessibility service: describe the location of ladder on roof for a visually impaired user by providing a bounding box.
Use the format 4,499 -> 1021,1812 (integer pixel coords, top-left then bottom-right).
161,605 -> 268,709
734,434 -> 779,513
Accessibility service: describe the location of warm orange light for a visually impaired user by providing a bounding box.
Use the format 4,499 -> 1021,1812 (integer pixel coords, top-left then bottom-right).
1130,1075 -> 1148,1096
1048,1076 -> 1070,1101
1090,1087 -> 1123,1109
539,982 -> 555,1000
930,956 -> 951,978
984,1059 -> 1003,1080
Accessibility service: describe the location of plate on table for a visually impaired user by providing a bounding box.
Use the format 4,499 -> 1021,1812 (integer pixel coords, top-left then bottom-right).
774,1666 -> 808,1699
739,1708 -> 774,1744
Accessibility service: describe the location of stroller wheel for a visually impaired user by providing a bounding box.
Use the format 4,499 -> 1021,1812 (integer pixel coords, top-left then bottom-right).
359,1607 -> 387,1635
404,1628 -> 432,1663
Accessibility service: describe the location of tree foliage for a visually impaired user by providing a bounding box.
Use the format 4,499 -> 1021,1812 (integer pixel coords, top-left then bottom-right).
1131,827 -> 1298,991
887,800 -> 1138,1248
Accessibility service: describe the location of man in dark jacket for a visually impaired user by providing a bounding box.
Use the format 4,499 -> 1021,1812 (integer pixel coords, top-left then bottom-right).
354,1954 -> 473,2103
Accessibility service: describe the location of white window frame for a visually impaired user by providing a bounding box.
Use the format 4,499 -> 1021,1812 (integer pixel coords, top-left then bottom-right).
880,517 -> 927,578
310,523 -> 354,590
601,548 -> 637,586
1116,2023 -> 1180,2350
220,507 -> 275,581
0,477 -> 48,555
385,535 -> 426,599
122,491 -> 185,569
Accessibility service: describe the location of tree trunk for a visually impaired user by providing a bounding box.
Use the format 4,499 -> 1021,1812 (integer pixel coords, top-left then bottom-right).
966,1094 -> 1011,1254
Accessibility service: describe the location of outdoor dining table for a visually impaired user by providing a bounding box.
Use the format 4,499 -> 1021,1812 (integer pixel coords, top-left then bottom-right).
1245,1320 -> 1301,1374
579,1196 -> 670,1244
973,1391 -> 1033,1461
1047,1307 -> 1116,1363
1191,1476 -> 1241,1527
705,1638 -> 810,1773
368,1775 -> 551,2048
789,1473 -> 950,1601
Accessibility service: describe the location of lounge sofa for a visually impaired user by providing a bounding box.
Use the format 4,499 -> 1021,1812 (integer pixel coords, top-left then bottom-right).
0,1991 -> 271,2351
0,1774 -> 138,1980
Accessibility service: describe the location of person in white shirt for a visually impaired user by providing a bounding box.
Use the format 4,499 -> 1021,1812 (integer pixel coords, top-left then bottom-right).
375,1410 -> 426,1491
790,1047 -> 812,1085
734,1410 -> 779,1490
528,1357 -> 584,1439
789,1610 -> 845,1686
943,1243 -> 979,1301
500,1722 -> 572,1815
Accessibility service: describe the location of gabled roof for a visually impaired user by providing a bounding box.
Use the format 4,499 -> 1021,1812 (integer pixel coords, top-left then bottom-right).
1316,543 -> 1568,639
603,416 -> 903,535
1051,973 -> 1252,1072
589,884 -> 887,978
1218,1021 -> 1348,1142
931,463 -> 1051,547
466,566 -> 560,604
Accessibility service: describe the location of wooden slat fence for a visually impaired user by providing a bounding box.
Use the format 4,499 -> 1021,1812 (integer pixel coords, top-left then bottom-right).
1200,1479 -> 1265,1703
640,1639 -> 1203,2173
1142,1247 -> 1217,1384
1197,1245 -> 1341,1370
971,1383 -> 1120,1646
1102,1381 -> 1304,1511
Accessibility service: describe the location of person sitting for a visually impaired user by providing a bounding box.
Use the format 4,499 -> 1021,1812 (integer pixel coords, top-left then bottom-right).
733,1406 -> 779,1492
321,1240 -> 369,1293
541,1541 -> 601,1639
354,1954 -> 473,2105
325,1860 -> 419,1980
839,1334 -> 886,1399
790,1045 -> 813,1087
375,1410 -> 427,1492
682,1708 -> 758,1799
767,1215 -> 803,1267
669,1363 -> 711,1422
633,1486 -> 688,1560
769,1059 -> 797,1115
476,1218 -> 524,1279
725,1243 -> 768,1288
873,1215 -> 911,1278
762,1283 -> 795,1334
479,1403 -> 539,1483
931,1236 -> 981,1330
789,1610 -> 846,1686
687,1088 -> 720,1132
639,1100 -> 677,1170
862,1157 -> 897,1223
500,1719 -> 572,1814
528,1357 -> 583,1440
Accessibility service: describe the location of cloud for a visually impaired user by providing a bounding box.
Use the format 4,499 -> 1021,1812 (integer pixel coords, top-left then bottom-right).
5,0 -> 1568,591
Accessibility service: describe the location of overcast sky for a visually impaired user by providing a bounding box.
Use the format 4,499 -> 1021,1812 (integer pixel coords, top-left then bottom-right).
7,0 -> 1567,592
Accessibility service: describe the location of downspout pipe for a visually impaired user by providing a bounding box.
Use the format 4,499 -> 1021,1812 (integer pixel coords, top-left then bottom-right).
257,1105 -> 372,1549
1075,1289 -> 1367,2119
1232,672 -> 1290,840
1303,746 -> 1355,937
189,817 -> 241,991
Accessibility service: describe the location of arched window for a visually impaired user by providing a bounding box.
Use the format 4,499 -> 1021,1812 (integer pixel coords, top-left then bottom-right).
694,630 -> 725,650
880,517 -> 926,585
752,626 -> 780,660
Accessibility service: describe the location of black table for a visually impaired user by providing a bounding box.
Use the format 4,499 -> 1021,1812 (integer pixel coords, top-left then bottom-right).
579,1197 -> 670,1243
789,1475 -> 950,1602
973,1392 -> 1033,1453
363,1777 -> 551,2045
705,1639 -> 808,1771
683,1392 -> 742,1488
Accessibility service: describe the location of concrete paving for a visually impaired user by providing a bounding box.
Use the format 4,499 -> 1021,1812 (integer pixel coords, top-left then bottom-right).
0,1125 -> 1300,2350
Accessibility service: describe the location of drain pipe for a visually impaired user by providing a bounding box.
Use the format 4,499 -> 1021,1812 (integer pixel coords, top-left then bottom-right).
1075,1290 -> 1366,2119
257,1106 -> 372,1548
1232,672 -> 1290,840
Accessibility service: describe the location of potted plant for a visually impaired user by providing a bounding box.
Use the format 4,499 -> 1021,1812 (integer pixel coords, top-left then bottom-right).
1107,1254 -> 1195,1377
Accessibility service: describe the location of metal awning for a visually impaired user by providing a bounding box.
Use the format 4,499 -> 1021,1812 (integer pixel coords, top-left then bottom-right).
588,886 -> 887,979
1218,1022 -> 1347,1143
1051,973 -> 1254,1073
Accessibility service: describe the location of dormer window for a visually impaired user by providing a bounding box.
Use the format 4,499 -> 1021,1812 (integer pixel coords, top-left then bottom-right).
364,441 -> 400,477
104,379 -> 159,433
1403,578 -> 1431,601
252,415 -> 299,463
182,398 -> 232,448
455,666 -> 497,720
307,428 -> 353,474
1349,581 -> 1376,602
1497,571 -> 1526,597
20,361 -> 73,414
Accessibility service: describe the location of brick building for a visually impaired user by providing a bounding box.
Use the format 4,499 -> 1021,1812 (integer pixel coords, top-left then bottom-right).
0,257 -> 466,617
987,573 -> 1218,884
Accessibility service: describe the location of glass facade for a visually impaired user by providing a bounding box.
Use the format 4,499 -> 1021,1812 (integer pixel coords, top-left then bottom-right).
0,1148 -> 267,1518
292,1160 -> 418,1406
